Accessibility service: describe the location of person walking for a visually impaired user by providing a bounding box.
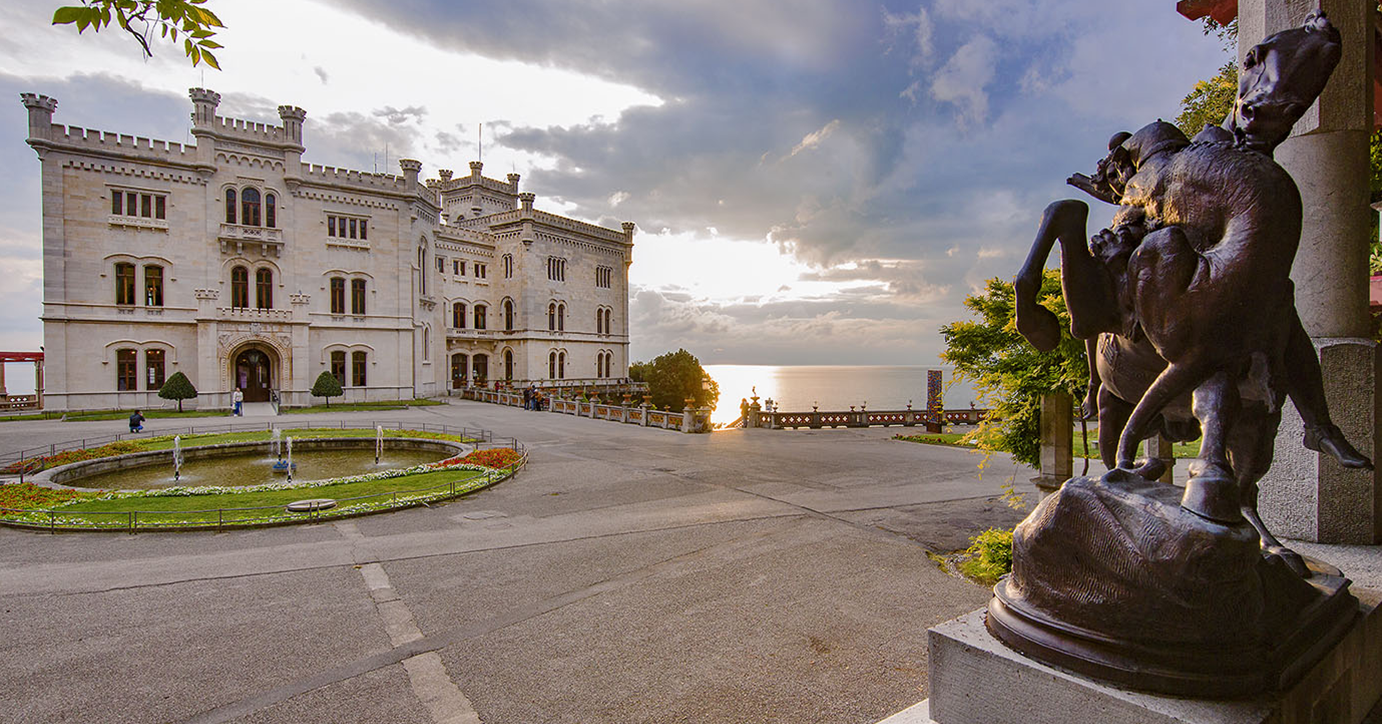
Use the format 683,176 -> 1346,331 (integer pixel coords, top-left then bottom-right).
232,387 -> 244,416
128,410 -> 145,433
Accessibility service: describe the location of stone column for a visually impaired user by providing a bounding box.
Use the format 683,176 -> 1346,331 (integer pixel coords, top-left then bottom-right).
1032,391 -> 1073,495
0,360 -> 6,397
1246,0 -> 1381,544
34,359 -> 44,408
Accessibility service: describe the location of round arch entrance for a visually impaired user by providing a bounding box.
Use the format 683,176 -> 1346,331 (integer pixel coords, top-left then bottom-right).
229,344 -> 279,403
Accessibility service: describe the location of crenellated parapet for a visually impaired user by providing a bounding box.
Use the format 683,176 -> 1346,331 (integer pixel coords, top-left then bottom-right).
29,122 -> 199,164
20,93 -> 58,141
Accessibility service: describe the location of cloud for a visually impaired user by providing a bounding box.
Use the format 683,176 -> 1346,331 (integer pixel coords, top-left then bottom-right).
313,66 -> 330,84
930,35 -> 998,128
373,105 -> 428,125
787,119 -> 841,159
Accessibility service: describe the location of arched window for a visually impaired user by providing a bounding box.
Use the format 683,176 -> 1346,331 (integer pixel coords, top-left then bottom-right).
557,303 -> 565,332
547,302 -> 556,331
451,353 -> 467,388
558,351 -> 566,379
595,309 -> 603,335
146,348 -> 166,389
352,351 -> 368,386
504,299 -> 514,331
452,302 -> 466,329
330,351 -> 346,384
241,187 -> 261,226
596,352 -> 604,378
115,262 -> 136,305
474,304 -> 487,330
504,349 -> 514,380
116,348 -> 137,390
265,193 -> 277,228
419,247 -> 427,295
330,277 -> 345,314
225,188 -> 237,224
255,268 -> 273,309
472,354 -> 488,383
604,309 -> 613,335
503,254 -> 513,279
144,265 -> 163,307
422,326 -> 431,361
231,266 -> 249,308
549,351 -> 557,379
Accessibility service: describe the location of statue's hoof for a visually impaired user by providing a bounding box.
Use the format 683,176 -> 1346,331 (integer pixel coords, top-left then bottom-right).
1263,544 -> 1311,579
1181,465 -> 1243,523
1304,426 -> 1373,470
1133,458 -> 1167,481
1016,304 -> 1061,353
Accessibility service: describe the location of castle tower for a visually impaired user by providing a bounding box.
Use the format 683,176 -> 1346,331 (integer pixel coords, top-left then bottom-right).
399,158 -> 422,191
189,88 -> 221,127
20,93 -> 58,142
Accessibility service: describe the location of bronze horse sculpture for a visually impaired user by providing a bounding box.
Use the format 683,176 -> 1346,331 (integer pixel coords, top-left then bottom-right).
1012,11 -> 1368,575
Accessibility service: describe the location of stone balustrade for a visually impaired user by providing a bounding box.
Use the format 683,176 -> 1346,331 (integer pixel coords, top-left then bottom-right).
760,407 -> 987,430
457,387 -> 706,433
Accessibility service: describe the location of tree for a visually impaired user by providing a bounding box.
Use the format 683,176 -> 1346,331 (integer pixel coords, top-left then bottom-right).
629,349 -> 720,412
939,271 -> 1088,468
157,371 -> 197,412
52,0 -> 224,68
1174,62 -> 1237,139
310,370 -> 343,407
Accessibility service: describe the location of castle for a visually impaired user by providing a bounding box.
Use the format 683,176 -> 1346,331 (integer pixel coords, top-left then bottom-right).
20,89 -> 633,411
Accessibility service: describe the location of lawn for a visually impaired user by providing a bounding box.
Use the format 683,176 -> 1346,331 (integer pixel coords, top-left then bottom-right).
895,427 -> 1202,460
54,468 -> 487,526
283,399 -> 446,414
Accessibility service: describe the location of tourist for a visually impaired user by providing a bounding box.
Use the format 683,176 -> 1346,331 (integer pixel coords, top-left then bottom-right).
232,387 -> 244,416
739,398 -> 749,421
128,410 -> 145,433
523,385 -> 533,411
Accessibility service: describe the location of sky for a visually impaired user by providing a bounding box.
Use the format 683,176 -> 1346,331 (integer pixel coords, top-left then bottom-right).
0,0 -> 1229,369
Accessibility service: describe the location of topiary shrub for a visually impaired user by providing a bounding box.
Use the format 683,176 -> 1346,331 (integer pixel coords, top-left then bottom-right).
311,370 -> 344,407
158,371 -> 198,412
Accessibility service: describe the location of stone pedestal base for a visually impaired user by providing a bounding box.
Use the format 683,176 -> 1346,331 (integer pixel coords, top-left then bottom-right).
926,597 -> 1382,724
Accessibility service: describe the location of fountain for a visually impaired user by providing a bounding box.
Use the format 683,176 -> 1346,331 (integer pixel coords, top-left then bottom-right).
272,434 -> 297,475
375,425 -> 383,465
286,437 -> 293,482
271,428 -> 282,460
172,435 -> 183,482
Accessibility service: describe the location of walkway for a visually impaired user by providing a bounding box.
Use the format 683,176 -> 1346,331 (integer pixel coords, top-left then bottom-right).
0,401 -> 1065,722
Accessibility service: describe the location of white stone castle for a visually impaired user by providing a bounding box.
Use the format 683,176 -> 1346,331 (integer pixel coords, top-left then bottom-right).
20,88 -> 633,411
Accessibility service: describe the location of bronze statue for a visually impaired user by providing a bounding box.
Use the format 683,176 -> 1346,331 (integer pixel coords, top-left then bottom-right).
991,12 -> 1364,696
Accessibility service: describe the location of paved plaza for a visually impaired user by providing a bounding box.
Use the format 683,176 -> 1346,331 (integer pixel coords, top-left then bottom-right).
0,399 -> 1036,723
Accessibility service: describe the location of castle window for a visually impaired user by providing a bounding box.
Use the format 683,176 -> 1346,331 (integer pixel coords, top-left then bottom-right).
146,349 -> 166,389
255,268 -> 273,309
242,187 -> 261,227
596,352 -> 605,379
112,190 -> 123,215
557,303 -> 565,332
231,266 -> 249,308
603,309 -> 613,335
547,303 -> 556,331
155,196 -> 166,220
596,308 -> 603,335
504,299 -> 514,331
330,351 -> 346,385
419,248 -> 427,295
359,220 -> 367,240
353,351 -> 368,386
111,189 -> 168,222
596,266 -> 612,289
115,263 -> 136,305
474,304 -> 487,331
351,279 -> 366,315
452,302 -> 466,329
436,256 -> 445,273
453,259 -> 462,276
116,349 -> 137,391
558,351 -> 566,379
328,216 -> 336,237
422,327 -> 431,361
451,353 -> 466,388
127,191 -> 137,216
144,265 -> 163,307
225,189 -> 236,224
474,263 -> 487,279
349,218 -> 358,238
503,254 -> 513,279
504,349 -> 514,381
547,257 -> 566,282
330,277 -> 345,314
265,194 -> 276,228
549,351 -> 556,379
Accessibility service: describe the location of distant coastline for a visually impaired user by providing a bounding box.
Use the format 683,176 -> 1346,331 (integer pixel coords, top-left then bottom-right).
702,364 -> 980,425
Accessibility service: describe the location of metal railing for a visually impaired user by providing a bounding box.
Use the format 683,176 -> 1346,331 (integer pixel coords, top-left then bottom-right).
0,420 -> 497,476
0,448 -> 527,533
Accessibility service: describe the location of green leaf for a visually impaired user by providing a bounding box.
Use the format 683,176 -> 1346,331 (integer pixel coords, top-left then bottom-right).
51,7 -> 88,25
197,39 -> 222,49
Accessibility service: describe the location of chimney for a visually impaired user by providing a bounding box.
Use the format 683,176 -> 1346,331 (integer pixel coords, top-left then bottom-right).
19,93 -> 58,142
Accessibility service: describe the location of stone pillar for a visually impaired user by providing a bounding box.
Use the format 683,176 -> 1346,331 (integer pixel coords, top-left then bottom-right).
35,359 -> 43,408
1245,0 -> 1381,544
1032,391 -> 1073,495
0,360 -> 6,397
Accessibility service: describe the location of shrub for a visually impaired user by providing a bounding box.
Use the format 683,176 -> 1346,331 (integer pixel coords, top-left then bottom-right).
311,371 -> 344,406
957,527 -> 1014,585
158,371 -> 198,412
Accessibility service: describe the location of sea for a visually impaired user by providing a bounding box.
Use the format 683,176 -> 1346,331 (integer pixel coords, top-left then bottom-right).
703,365 -> 981,426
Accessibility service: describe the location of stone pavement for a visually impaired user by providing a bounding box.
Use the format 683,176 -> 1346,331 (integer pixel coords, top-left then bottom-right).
0,399 -> 1035,723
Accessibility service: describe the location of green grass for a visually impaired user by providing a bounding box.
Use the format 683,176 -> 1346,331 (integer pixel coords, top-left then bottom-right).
63,409 -> 232,422
136,427 -> 475,451
283,399 -> 446,414
895,428 -> 1202,460
56,468 -> 485,524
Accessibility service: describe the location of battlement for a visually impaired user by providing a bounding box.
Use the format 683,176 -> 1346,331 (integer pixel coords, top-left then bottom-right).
209,115 -> 290,144
45,124 -> 197,160
301,163 -> 408,192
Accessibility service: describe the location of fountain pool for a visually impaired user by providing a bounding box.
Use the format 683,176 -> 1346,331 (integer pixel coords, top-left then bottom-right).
62,446 -> 447,491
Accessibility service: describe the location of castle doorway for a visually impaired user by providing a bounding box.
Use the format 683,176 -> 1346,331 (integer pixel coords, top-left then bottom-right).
232,347 -> 275,402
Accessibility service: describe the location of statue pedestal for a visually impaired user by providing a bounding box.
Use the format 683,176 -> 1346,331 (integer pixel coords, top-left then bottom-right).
923,598 -> 1381,724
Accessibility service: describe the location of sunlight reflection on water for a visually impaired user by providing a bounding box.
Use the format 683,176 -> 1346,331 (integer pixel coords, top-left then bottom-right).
703,365 -> 979,425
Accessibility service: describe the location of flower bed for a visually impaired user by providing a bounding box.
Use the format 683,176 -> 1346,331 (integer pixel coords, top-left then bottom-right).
441,448 -> 522,469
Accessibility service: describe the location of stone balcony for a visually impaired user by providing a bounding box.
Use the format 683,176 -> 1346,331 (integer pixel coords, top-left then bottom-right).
446,328 -> 497,341
217,306 -> 293,323
218,223 -> 284,257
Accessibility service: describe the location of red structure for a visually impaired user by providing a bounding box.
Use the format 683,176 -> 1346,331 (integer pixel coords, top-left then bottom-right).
0,351 -> 45,410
